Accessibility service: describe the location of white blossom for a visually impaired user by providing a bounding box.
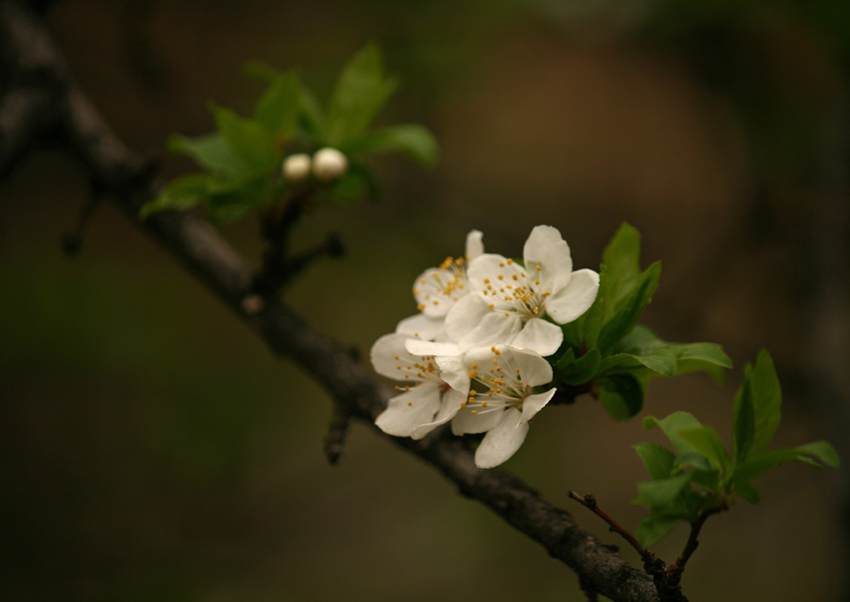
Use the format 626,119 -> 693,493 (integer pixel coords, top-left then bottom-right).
282,153 -> 312,182
370,333 -> 468,440
395,230 -> 484,341
442,345 -> 557,468
445,225 -> 599,356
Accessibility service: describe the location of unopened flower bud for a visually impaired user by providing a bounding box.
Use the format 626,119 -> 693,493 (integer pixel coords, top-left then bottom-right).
312,147 -> 348,181
282,153 -> 312,182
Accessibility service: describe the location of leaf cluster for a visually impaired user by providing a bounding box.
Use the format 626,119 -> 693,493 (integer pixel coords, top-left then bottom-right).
555,223 -> 731,420
632,350 -> 839,547
140,44 -> 438,224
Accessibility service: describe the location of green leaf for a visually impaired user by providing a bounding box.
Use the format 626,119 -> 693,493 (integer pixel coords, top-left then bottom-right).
554,348 -> 601,386
677,426 -> 732,473
167,132 -> 243,176
596,262 -> 661,353
139,173 -> 212,218
643,411 -> 705,455
299,87 -> 327,140
733,441 -> 840,483
636,515 -> 680,548
634,473 -> 693,510
210,103 -> 278,172
243,60 -> 284,84
634,442 -> 676,480
617,326 -> 731,382
596,350 -> 677,377
676,452 -> 713,472
669,342 -> 731,382
736,482 -> 761,504
733,349 -> 782,463
339,124 -> 439,166
598,373 -> 644,420
326,44 -> 399,147
253,73 -> 301,140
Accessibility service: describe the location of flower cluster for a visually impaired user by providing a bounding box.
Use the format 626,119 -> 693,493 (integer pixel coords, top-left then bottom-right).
371,226 -> 600,468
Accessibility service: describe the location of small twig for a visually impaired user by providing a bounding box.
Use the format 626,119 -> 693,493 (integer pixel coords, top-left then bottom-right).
324,405 -> 351,465
568,491 -> 648,559
62,191 -> 101,256
666,506 -> 725,584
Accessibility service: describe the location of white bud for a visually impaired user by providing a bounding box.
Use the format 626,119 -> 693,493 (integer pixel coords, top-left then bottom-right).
282,153 -> 312,182
312,147 -> 348,181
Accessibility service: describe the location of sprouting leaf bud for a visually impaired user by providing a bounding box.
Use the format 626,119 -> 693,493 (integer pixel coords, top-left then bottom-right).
312,147 -> 348,181
282,153 -> 312,182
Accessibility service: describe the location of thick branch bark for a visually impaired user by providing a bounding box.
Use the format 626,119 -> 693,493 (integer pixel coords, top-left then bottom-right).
0,2 -> 662,600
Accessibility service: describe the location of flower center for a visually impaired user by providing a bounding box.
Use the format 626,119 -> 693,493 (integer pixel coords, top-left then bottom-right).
481,261 -> 551,319
462,346 -> 531,414
414,257 -> 468,312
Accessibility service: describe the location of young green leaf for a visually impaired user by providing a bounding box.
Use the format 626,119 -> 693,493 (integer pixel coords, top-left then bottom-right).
636,514 -> 680,548
643,412 -> 705,455
596,262 -> 661,354
617,325 -> 732,382
598,373 -> 644,420
596,350 -> 677,378
634,442 -> 677,480
634,473 -> 693,510
735,482 -> 761,504
677,426 -> 732,473
209,103 -> 278,173
326,44 -> 399,147
167,132 -> 243,176
253,72 -> 301,140
554,348 -> 601,386
140,173 -> 212,218
339,124 -> 439,166
732,349 -> 781,463
733,441 -> 840,483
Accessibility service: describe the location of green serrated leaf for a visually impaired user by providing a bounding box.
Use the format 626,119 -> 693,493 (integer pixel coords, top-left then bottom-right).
210,103 -> 278,172
326,44 -> 399,147
676,451 -> 714,472
634,442 -> 676,480
634,473 -> 693,510
677,426 -> 732,473
733,349 -> 782,464
167,132 -> 243,176
299,87 -> 327,140
596,262 -> 661,353
139,173 -> 212,218
596,350 -> 677,377
636,515 -> 680,548
555,348 -> 601,386
339,124 -> 439,166
643,411 -> 705,455
732,441 -> 839,484
598,373 -> 644,420
736,482 -> 761,504
253,73 -> 301,140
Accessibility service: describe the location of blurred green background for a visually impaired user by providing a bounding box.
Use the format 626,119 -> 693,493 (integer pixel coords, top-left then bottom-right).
2,0 -> 849,600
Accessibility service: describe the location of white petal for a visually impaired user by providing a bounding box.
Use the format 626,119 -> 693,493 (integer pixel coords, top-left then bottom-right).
523,225 -> 573,294
396,313 -> 444,340
510,318 -> 563,357
375,383 -> 442,437
545,268 -> 600,324
410,388 -> 466,439
466,253 -> 525,310
465,229 -> 485,261
520,388 -> 556,424
474,408 -> 529,468
405,339 -> 461,357
451,405 -> 506,435
457,311 -> 523,352
508,346 -> 554,387
444,293 -> 492,343
370,333 -> 416,380
434,354 -> 470,394
413,268 -> 455,318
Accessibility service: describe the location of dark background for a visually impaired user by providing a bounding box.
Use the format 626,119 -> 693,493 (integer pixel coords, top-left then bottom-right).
2,1 -> 849,600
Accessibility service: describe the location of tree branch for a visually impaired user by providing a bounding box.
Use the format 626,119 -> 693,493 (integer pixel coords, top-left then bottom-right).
0,1 -> 663,600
